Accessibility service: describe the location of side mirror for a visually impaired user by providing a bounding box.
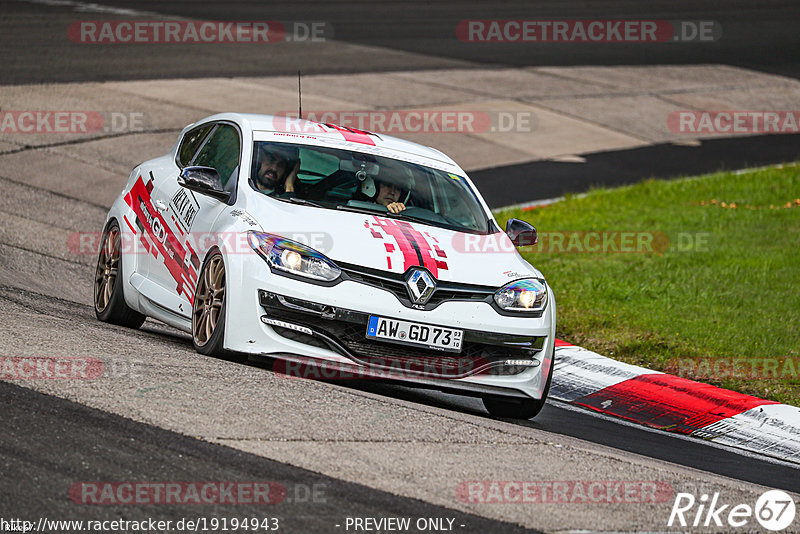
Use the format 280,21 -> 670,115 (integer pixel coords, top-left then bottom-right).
178,166 -> 231,201
505,218 -> 538,247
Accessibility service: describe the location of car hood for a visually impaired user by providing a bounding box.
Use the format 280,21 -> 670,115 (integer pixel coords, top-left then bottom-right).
249,201 -> 543,287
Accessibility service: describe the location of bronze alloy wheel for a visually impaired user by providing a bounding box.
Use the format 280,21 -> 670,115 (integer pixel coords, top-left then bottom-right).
93,223 -> 145,328
94,226 -> 120,313
192,254 -> 226,347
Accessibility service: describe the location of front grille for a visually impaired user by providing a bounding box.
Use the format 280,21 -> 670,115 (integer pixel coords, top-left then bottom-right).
339,262 -> 494,310
259,291 -> 543,378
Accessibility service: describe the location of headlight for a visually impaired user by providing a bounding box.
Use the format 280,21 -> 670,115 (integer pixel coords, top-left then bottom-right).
248,231 -> 341,282
494,279 -> 548,312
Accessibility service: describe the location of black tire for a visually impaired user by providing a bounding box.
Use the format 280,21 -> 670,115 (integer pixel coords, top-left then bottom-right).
482,353 -> 554,419
192,251 -> 227,356
94,222 -> 146,328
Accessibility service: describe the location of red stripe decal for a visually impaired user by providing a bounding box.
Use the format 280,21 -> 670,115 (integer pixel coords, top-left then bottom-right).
127,176 -> 196,303
182,272 -> 197,293
171,214 -> 185,235
371,216 -> 419,273
184,241 -> 201,272
574,374 -> 777,434
324,123 -> 376,145
424,232 -> 448,258
123,215 -> 136,234
554,339 -> 574,347
399,221 -> 440,277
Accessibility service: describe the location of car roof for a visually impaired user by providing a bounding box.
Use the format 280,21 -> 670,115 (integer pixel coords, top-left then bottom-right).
196,112 -> 462,171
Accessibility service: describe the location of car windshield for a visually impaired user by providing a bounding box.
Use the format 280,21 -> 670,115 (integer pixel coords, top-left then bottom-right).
250,141 -> 491,233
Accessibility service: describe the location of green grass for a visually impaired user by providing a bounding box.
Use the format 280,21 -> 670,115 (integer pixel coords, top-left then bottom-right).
495,163 -> 800,405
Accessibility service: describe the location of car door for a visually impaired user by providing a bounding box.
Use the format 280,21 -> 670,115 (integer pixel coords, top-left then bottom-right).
124,122 -> 210,304
145,122 -> 242,317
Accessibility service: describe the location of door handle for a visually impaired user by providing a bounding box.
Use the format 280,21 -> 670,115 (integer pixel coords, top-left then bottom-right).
154,199 -> 168,211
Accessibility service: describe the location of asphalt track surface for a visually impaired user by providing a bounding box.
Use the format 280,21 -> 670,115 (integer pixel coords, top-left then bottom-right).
3,0 -> 800,82
473,132 -> 800,207
2,1 -> 800,532
1,280 -> 798,525
4,0 -> 799,206
0,380 -> 538,533
330,380 -> 800,494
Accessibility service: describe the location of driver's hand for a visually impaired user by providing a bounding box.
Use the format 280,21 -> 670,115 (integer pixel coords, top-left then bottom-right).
284,159 -> 301,193
386,202 -> 406,214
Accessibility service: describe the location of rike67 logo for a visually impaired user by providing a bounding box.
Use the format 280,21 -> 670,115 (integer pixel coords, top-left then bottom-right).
668,490 -> 797,531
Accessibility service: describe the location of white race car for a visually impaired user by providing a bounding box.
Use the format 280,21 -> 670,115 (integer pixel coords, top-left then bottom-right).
94,113 -> 556,418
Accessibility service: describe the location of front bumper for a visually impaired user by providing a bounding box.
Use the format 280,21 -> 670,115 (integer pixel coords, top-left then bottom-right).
258,290 -> 545,379
223,252 -> 555,399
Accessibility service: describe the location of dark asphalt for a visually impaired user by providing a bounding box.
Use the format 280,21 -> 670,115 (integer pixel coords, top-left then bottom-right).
2,0 -> 799,84
0,380 -> 540,534
1,255 -> 798,531
334,380 -> 800,494
472,133 -> 800,208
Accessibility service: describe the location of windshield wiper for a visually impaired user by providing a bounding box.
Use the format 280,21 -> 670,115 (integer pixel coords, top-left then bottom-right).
335,204 -> 386,215
390,211 -> 482,233
336,204 -> 480,233
387,212 -> 432,225
277,196 -> 323,208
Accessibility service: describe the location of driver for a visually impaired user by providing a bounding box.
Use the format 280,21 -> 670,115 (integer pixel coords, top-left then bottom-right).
354,170 -> 413,214
252,144 -> 301,195
374,180 -> 407,214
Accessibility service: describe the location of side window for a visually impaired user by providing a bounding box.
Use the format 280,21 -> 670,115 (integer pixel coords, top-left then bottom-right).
177,124 -> 214,167
192,124 -> 241,185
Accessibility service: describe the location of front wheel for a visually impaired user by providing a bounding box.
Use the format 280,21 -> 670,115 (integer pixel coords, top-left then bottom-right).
94,222 -> 146,328
192,251 -> 227,356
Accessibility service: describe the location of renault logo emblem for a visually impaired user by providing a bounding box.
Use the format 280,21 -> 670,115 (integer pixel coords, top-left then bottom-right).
405,268 -> 436,305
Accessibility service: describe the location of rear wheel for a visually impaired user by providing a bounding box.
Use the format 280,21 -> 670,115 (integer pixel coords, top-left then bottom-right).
192,251 -> 227,356
482,355 -> 554,419
94,222 -> 146,328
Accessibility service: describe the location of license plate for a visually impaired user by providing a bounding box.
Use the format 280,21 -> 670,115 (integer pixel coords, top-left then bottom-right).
366,316 -> 463,353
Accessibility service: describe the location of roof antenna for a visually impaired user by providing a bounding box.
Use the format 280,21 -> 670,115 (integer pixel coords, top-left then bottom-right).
297,70 -> 302,120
